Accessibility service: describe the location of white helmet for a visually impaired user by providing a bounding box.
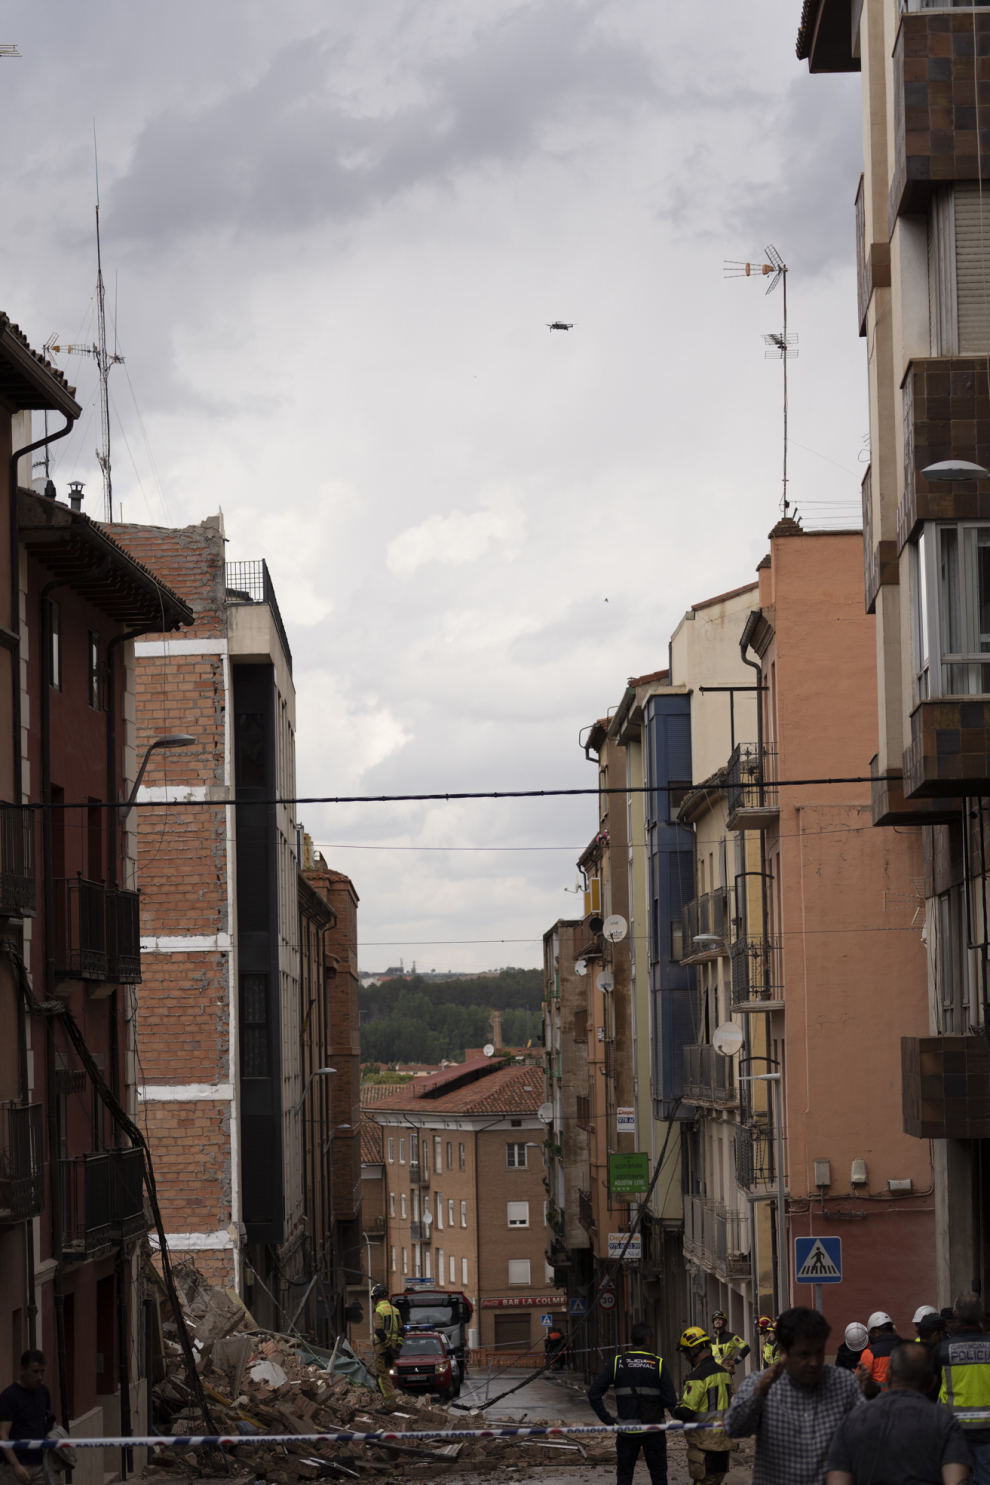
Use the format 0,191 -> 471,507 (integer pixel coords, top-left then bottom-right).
913,1305 -> 937,1325
867,1311 -> 894,1330
845,1322 -> 869,1351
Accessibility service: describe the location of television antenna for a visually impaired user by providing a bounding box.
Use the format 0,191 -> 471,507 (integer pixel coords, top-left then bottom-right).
725,245 -> 797,517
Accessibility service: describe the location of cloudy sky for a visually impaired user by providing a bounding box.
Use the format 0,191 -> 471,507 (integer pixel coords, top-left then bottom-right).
2,1 -> 865,972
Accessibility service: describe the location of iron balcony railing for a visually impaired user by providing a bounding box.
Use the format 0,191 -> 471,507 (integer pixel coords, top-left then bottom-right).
682,1045 -> 738,1108
735,1122 -> 775,1190
409,1221 -> 424,1241
730,935 -> 784,1004
106,888 -> 141,983
364,1214 -> 386,1234
682,891 -> 730,957
0,1103 -> 44,1221
409,1159 -> 430,1188
683,1196 -> 750,1279
63,1147 -> 146,1255
0,806 -> 36,918
225,559 -> 293,674
727,743 -> 779,815
54,876 -> 106,981
578,1188 -> 596,1235
712,885 -> 728,940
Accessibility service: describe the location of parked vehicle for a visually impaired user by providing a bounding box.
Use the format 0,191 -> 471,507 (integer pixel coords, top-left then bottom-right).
393,1288 -> 473,1381
391,1331 -> 460,1403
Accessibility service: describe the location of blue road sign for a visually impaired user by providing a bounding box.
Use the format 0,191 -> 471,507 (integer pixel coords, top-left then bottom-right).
569,1297 -> 588,1316
794,1236 -> 842,1284
541,1313 -> 553,1327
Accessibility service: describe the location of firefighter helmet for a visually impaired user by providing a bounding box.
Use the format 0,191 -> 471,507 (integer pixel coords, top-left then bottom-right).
371,1284 -> 389,1301
678,1326 -> 712,1354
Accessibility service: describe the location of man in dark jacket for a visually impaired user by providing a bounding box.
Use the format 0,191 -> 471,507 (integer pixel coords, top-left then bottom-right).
588,1322 -> 677,1485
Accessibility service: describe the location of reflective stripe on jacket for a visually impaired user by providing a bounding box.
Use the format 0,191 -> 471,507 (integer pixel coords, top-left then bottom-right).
711,1333 -> 750,1365
937,1331 -> 990,1430
761,1339 -> 779,1368
860,1333 -> 902,1391
680,1354 -> 733,1417
374,1299 -> 402,1345
587,1349 -> 677,1424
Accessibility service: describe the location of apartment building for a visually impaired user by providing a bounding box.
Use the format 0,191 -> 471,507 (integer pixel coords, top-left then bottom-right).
0,315 -> 194,1476
372,1058 -> 563,1353
113,518 -> 310,1323
799,0 -> 990,1306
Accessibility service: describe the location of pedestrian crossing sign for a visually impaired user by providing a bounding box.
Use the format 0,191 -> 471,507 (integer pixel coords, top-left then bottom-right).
794,1236 -> 842,1284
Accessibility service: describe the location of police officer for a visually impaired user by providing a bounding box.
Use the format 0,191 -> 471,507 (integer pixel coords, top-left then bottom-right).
588,1321 -> 677,1485
709,1312 -> 750,1374
937,1290 -> 990,1483
371,1284 -> 403,1411
672,1327 -> 737,1485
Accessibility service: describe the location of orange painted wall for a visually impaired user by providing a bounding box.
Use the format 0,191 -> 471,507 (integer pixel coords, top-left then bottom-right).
762,528 -> 934,1333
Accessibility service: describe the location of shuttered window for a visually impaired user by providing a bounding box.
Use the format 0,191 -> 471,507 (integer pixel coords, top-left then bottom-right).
954,182 -> 990,353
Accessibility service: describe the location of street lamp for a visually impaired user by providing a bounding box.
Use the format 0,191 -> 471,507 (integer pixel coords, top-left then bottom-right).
119,734 -> 197,820
922,460 -> 990,480
294,1067 -> 336,1116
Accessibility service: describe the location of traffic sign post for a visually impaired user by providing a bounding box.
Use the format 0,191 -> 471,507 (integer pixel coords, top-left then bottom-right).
569,1297 -> 587,1317
541,1313 -> 553,1328
794,1236 -> 842,1302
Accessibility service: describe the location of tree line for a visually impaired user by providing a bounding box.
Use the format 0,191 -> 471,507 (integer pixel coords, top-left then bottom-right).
359,969 -> 543,1064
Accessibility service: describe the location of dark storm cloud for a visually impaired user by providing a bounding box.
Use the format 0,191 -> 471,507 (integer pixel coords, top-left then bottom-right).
108,2 -> 657,245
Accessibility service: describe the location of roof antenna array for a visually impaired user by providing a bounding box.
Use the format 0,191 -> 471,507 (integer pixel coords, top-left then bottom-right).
725,246 -> 797,517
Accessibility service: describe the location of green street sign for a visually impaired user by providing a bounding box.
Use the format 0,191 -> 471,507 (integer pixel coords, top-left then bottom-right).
609,1152 -> 649,1194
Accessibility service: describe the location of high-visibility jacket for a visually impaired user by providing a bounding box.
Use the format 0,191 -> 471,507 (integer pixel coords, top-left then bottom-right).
860,1331 -> 902,1391
761,1338 -> 779,1368
374,1299 -> 402,1348
711,1332 -> 750,1367
677,1354 -> 733,1419
588,1350 -> 677,1425
938,1327 -> 990,1439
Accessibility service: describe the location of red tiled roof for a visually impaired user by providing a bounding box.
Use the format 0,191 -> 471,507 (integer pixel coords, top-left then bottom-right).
627,668 -> 668,688
370,1063 -> 544,1117
691,581 -> 759,612
361,1119 -> 384,1163
360,1081 -> 414,1106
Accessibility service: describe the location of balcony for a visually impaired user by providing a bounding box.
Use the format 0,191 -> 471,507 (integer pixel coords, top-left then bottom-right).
409,1221 -> 424,1241
63,1147 -> 146,1255
364,1214 -> 386,1235
683,1196 -> 750,1280
0,1103 -> 44,1221
903,699 -> 990,800
408,1159 -> 429,1188
730,936 -> 784,1011
0,806 -> 35,919
681,891 -> 729,962
578,1188 -> 596,1236
870,754 -> 962,827
902,1035 -> 990,1139
726,744 -> 779,832
226,559 -> 293,674
106,888 -> 141,983
682,1045 -> 738,1110
54,876 -> 106,982
899,361 -> 990,556
735,1122 -> 775,1191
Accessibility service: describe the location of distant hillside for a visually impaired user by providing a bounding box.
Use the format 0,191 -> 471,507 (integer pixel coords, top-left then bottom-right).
359,968 -> 543,1064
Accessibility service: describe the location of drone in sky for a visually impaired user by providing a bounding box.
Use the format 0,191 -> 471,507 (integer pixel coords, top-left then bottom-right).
547,321 -> 574,331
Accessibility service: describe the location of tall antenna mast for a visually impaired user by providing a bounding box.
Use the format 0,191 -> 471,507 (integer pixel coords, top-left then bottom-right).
725,246 -> 798,516
94,124 -> 113,523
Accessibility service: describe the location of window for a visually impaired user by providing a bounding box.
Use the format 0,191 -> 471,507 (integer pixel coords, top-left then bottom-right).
450,1253 -> 456,1284
388,1137 -> 394,1162
510,1119 -> 522,1128
402,1247 -> 407,1274
424,1248 -> 431,1278
434,1136 -> 442,1170
399,1139 -> 406,1164
391,1245 -> 396,1272
507,1201 -> 530,1228
87,630 -> 100,709
448,1198 -> 454,1226
435,1191 -> 443,1230
413,1243 -> 421,1277
508,1259 -> 531,1286
459,1142 -> 466,1170
49,600 -> 61,690
461,1258 -> 468,1286
460,1200 -> 467,1228
506,1143 -> 527,1169
938,888 -> 970,1033
400,1193 -> 407,1219
240,974 -> 269,1076
410,1133 -> 419,1164
914,522 -> 990,696
437,1248 -> 444,1282
447,1141 -> 453,1169
412,1188 -> 419,1221
389,1192 -> 395,1217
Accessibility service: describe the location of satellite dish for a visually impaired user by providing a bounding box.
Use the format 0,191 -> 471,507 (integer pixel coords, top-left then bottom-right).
483,1043 -> 495,1058
596,972 -> 614,993
603,915 -> 628,943
575,958 -> 588,976
538,1102 -> 554,1124
712,1022 -> 744,1057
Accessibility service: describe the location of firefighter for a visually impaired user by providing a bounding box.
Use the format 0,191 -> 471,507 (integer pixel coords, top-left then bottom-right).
672,1327 -> 738,1485
709,1311 -> 750,1375
587,1322 -> 677,1485
371,1284 -> 403,1411
758,1318 -> 779,1369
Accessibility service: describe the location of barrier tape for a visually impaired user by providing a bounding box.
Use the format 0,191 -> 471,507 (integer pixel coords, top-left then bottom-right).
0,1420 -> 725,1451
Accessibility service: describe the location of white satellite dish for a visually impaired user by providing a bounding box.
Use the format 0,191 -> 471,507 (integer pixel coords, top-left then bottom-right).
603,915 -> 627,943
538,1102 -> 554,1124
712,1022 -> 744,1057
596,972 -> 614,993
483,1043 -> 495,1058
575,958 -> 588,976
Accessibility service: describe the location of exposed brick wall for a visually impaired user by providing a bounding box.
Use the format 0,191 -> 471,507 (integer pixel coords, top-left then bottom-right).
142,1101 -> 231,1230
138,953 -> 231,1084
113,519 -> 226,639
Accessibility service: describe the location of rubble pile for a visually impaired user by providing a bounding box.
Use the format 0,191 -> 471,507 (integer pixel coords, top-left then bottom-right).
142,1261 -> 613,1481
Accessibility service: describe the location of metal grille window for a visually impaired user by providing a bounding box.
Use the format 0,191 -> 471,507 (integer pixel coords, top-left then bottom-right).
240,974 -> 270,1076
506,1143 -> 527,1168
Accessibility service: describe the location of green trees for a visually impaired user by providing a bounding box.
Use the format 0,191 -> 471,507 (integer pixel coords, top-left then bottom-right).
359,969 -> 543,1064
